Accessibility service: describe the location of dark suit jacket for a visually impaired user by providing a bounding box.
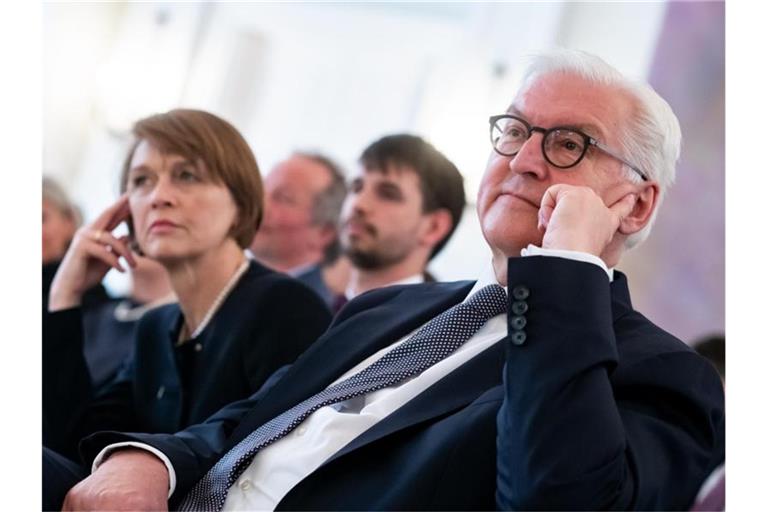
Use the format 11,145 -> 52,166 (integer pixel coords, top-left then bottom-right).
81,257 -> 725,510
44,261 -> 331,460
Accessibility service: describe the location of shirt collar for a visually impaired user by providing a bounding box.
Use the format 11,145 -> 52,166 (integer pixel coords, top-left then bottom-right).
463,261 -> 507,303
346,273 -> 425,300
286,262 -> 317,278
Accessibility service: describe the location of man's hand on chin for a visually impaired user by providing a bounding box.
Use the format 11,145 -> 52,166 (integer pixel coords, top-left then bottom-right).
62,449 -> 169,511
539,184 -> 636,257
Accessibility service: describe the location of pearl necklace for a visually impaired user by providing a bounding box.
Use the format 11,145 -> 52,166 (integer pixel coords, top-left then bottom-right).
178,259 -> 250,345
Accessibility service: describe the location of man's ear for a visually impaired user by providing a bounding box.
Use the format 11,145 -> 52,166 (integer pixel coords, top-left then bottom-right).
618,182 -> 659,235
420,209 -> 454,249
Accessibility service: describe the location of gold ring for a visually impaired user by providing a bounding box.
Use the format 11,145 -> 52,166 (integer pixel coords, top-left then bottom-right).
93,230 -> 103,243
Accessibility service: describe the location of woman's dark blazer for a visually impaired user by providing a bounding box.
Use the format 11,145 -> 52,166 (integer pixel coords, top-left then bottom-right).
43,260 -> 331,459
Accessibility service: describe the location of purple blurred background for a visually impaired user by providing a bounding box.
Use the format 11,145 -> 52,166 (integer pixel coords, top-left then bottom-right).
623,1 -> 724,344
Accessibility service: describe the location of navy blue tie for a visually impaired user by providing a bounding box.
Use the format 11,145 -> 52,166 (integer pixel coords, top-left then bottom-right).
179,284 -> 507,511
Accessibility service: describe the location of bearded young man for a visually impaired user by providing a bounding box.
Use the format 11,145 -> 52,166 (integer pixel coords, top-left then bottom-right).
336,133 -> 466,309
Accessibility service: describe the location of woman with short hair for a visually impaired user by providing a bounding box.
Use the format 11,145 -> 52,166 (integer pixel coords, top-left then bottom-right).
44,109 -> 331,462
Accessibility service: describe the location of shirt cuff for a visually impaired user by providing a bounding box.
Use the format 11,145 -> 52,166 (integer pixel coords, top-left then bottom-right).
520,244 -> 613,281
91,441 -> 177,498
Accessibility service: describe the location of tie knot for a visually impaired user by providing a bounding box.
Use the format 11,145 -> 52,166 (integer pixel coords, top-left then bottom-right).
464,284 -> 507,319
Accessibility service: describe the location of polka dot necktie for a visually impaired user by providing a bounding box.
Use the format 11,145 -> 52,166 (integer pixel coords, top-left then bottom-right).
179,284 -> 507,511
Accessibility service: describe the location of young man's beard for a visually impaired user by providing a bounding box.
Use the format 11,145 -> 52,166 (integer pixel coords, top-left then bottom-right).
344,243 -> 408,270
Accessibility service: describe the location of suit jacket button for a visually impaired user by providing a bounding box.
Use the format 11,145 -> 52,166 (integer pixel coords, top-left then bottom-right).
156,386 -> 165,399
512,285 -> 530,300
510,315 -> 527,330
511,300 -> 528,315
511,331 -> 527,345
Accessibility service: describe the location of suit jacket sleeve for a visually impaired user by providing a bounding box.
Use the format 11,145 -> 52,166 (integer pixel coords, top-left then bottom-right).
79,364 -> 292,503
496,256 -> 725,510
43,307 -> 138,459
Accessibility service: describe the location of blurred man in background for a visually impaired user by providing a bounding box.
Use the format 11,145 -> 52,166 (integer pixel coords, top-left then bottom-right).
337,134 -> 465,310
249,152 -> 349,310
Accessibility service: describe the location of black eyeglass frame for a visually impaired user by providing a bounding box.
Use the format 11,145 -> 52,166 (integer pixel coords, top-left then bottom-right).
488,114 -> 649,181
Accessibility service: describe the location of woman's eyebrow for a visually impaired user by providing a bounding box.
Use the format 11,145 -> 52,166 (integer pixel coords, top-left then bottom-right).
128,164 -> 151,174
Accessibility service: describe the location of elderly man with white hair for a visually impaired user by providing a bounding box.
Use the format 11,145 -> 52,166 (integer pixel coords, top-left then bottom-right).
49,49 -> 724,511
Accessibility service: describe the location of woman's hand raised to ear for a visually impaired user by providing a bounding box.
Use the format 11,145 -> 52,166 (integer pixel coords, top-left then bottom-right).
48,194 -> 137,311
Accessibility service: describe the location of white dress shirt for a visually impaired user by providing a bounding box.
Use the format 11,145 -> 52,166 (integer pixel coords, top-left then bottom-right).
94,247 -> 611,509
221,266 -> 501,510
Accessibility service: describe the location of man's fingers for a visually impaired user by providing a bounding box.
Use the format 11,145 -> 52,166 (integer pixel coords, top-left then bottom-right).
609,193 -> 637,222
538,185 -> 565,231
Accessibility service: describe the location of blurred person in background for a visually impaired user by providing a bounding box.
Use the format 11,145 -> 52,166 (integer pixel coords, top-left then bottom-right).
250,152 -> 349,310
42,176 -> 80,265
336,134 -> 465,310
43,109 -> 331,501
42,176 -> 108,312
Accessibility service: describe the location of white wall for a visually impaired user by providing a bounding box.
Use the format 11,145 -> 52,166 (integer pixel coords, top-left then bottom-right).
43,3 -> 124,184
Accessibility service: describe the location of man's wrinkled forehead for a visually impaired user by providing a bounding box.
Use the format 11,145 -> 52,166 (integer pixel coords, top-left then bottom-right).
508,73 -> 546,113
506,104 -> 604,139
506,73 -> 558,116
507,91 -> 526,115
506,76 -> 615,140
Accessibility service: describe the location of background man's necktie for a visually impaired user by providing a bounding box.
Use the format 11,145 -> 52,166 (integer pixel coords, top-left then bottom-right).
179,284 -> 507,511
331,293 -> 348,314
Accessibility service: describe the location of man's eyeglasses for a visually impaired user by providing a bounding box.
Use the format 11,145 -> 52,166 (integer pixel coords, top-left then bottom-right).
489,114 -> 648,181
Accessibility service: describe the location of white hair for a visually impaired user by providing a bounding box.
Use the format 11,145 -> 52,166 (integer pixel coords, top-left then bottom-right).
518,48 -> 682,249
